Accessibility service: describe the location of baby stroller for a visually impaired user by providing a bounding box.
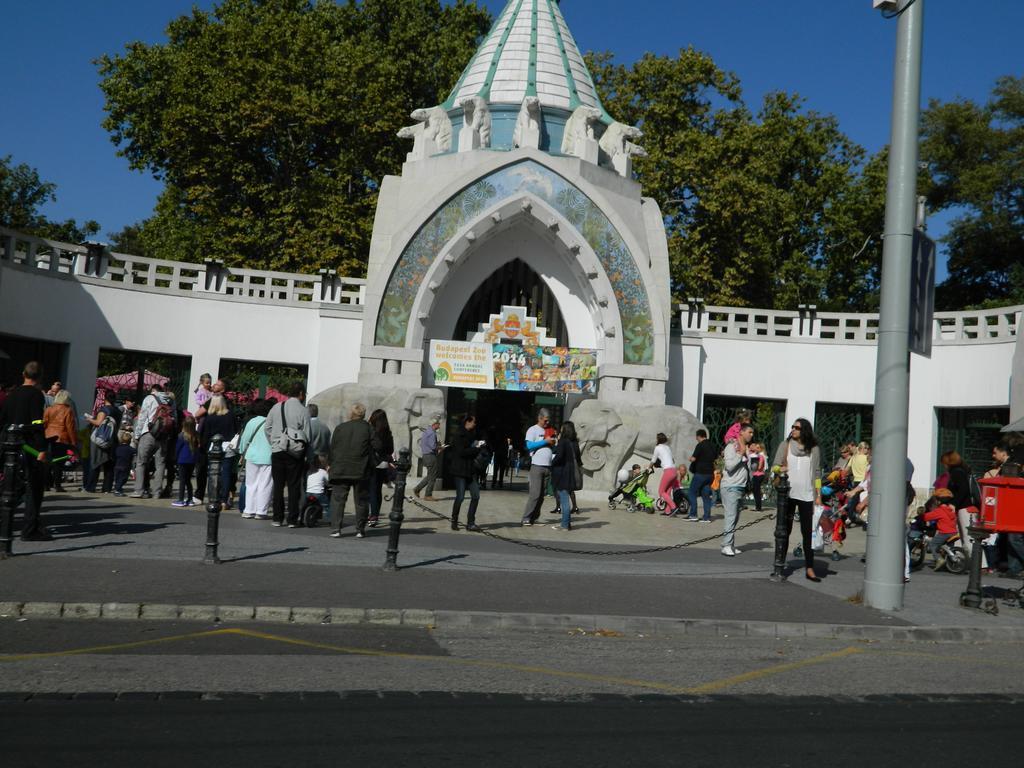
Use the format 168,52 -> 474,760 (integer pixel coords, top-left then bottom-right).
608,467 -> 658,513
300,488 -> 330,528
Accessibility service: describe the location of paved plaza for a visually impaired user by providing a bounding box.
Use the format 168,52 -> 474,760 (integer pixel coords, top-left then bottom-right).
2,487 -> 1022,635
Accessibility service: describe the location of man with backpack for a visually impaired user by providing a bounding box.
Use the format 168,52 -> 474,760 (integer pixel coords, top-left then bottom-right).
264,382 -> 312,527
130,383 -> 176,499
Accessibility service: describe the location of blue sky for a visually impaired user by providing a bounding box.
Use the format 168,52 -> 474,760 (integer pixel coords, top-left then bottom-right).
3,0 -> 1021,280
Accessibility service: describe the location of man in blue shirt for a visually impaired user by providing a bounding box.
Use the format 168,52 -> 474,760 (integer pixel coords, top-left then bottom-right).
412,414 -> 445,502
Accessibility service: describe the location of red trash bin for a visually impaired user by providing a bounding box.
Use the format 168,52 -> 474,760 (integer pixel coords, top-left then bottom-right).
976,477 -> 1024,533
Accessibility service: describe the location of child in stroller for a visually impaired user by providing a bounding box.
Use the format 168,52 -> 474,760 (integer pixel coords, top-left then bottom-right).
301,457 -> 331,528
608,465 -> 658,513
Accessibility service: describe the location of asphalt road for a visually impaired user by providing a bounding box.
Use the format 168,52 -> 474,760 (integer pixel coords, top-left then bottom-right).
4,619 -> 1023,766
2,695 -> 1021,767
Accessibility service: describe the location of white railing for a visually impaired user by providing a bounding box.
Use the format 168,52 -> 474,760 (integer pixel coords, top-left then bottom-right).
0,226 -> 366,308
680,302 -> 1022,346
2,226 -> 1018,339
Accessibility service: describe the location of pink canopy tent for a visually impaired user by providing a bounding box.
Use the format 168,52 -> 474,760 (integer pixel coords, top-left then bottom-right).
93,369 -> 170,410
225,386 -> 288,406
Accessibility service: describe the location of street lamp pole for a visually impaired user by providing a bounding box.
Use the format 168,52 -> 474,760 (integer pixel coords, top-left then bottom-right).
864,0 -> 924,611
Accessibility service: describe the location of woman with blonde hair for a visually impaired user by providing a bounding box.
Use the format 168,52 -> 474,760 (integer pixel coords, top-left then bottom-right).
43,390 -> 78,492
198,394 -> 237,506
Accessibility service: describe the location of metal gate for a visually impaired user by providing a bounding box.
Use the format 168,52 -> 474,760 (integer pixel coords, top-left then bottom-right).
814,402 -> 874,470
702,395 -> 786,455
95,349 -> 192,411
937,407 -> 1009,476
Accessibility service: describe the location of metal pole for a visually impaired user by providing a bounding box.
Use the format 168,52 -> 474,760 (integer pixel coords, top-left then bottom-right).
0,426 -> 24,560
383,448 -> 412,572
204,435 -> 223,564
770,473 -> 791,581
864,0 -> 924,611
959,527 -> 987,610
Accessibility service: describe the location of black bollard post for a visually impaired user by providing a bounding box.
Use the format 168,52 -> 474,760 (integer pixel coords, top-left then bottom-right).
959,526 -> 988,610
0,425 -> 25,560
770,472 -> 791,581
383,448 -> 412,572
204,435 -> 224,565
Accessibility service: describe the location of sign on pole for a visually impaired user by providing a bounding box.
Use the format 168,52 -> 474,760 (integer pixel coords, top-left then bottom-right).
909,228 -> 936,358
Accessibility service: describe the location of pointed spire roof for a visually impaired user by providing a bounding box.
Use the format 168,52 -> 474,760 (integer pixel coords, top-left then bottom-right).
444,0 -> 609,117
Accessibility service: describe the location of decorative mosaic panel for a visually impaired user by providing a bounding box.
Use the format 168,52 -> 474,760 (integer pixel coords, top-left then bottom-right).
374,160 -> 655,365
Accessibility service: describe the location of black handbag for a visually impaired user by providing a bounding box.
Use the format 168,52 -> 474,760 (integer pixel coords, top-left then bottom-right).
570,443 -> 584,491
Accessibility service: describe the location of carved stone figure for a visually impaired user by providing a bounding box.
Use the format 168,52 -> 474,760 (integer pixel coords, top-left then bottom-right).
572,399 -> 704,491
459,96 -> 491,152
310,383 -> 445,459
561,105 -> 602,164
398,105 -> 453,161
513,96 -> 542,150
599,122 -> 646,177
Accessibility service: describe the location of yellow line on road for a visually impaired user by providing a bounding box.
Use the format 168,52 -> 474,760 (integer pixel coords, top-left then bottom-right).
1,625 -> 868,695
682,646 -> 864,694
0,629 -> 237,662
223,628 -> 698,693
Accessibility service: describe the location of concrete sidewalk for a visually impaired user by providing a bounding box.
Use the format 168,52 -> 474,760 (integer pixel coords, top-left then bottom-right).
0,490 -> 1021,635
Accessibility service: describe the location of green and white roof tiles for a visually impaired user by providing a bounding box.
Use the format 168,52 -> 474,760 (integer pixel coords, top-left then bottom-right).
444,0 -> 609,120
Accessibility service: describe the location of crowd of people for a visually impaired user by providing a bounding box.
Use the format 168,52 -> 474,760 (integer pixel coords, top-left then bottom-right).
4,360 -> 1024,579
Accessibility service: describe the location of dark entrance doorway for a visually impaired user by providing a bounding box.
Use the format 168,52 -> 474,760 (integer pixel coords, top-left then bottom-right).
441,388 -> 565,490
453,258 -> 568,345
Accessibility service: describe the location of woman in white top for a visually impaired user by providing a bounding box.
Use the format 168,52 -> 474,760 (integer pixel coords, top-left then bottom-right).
773,417 -> 823,581
652,432 -> 680,515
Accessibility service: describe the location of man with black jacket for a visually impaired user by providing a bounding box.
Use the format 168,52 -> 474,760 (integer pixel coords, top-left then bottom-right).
328,402 -> 372,538
686,428 -> 719,523
0,362 -> 51,540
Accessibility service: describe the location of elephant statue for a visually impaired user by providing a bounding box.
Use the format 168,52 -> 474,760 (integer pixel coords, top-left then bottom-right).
572,399 -> 704,491
309,384 -> 444,458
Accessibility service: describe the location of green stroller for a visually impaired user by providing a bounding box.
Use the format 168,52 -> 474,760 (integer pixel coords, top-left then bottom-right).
607,467 -> 658,513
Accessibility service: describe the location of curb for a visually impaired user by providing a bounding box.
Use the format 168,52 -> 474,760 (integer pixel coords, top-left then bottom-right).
2,601 -> 1023,643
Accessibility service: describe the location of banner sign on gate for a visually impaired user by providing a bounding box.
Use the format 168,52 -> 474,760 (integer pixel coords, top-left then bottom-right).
492,344 -> 597,394
429,340 -> 494,390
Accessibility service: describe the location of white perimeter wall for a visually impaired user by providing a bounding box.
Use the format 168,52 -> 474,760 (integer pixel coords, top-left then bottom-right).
3,258 -> 1016,482
688,335 -> 1013,486
2,267 -> 361,414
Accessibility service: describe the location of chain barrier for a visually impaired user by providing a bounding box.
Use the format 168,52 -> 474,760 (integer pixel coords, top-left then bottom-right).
404,496 -> 774,557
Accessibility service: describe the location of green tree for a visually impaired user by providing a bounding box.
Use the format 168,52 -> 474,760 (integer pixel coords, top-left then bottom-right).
0,155 -> 55,230
0,155 -> 100,242
921,75 -> 1024,309
97,0 -> 491,274
589,49 -> 886,311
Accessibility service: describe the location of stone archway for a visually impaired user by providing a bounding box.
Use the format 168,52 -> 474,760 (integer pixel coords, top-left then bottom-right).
414,199 -> 607,364
371,159 -> 659,368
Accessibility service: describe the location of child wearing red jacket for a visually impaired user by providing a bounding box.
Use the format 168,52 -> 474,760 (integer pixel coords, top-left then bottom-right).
922,494 -> 957,567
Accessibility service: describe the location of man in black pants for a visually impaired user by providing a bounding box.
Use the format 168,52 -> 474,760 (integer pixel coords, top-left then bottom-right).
686,428 -> 719,522
265,382 -> 311,527
0,362 -> 51,541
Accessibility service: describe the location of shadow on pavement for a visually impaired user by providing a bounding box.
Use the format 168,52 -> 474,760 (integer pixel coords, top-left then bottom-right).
400,553 -> 469,570
13,541 -> 134,556
51,522 -> 185,540
221,547 -> 310,563
43,504 -> 132,512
